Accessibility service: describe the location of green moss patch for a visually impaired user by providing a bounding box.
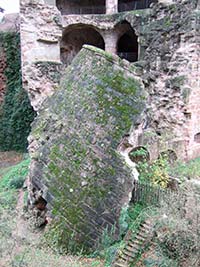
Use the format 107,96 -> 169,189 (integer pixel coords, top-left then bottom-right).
31,46 -> 146,252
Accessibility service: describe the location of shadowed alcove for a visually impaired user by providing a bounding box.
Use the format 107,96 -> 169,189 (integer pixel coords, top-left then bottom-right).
56,0 -> 106,15
61,25 -> 105,65
118,0 -> 157,12
116,21 -> 138,62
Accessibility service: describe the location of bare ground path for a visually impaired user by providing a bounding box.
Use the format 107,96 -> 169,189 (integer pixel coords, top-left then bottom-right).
0,152 -> 104,267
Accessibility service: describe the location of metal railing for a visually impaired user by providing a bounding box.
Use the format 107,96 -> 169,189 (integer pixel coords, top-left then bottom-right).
117,52 -> 138,62
60,5 -> 106,15
118,0 -> 156,12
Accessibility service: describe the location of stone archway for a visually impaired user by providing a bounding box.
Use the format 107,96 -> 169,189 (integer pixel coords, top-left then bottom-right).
61,25 -> 105,65
116,21 -> 138,62
56,0 -> 106,15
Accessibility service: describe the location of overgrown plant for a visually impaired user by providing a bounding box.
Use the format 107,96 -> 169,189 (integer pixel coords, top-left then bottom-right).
150,184 -> 200,267
0,32 -> 36,152
130,148 -> 170,188
0,158 -> 30,209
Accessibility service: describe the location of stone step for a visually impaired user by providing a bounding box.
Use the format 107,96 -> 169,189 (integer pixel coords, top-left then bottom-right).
123,248 -> 137,258
140,225 -> 152,231
138,232 -> 149,239
111,219 -> 154,267
133,239 -> 144,245
135,235 -> 146,241
126,242 -> 140,250
113,261 -> 128,267
125,246 -> 139,255
118,254 -> 129,262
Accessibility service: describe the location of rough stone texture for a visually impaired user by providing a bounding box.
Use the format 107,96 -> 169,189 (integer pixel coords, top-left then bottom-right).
0,13 -> 19,32
20,0 -> 151,109
129,0 -> 200,161
106,0 -> 118,14
28,46 -> 146,250
21,0 -> 200,251
20,0 -> 62,110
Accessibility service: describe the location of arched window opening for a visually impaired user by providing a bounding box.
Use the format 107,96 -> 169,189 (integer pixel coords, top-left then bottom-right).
118,0 -> 157,12
194,133 -> 200,143
61,25 -> 105,65
128,146 -> 150,163
116,22 -> 138,62
56,0 -> 106,15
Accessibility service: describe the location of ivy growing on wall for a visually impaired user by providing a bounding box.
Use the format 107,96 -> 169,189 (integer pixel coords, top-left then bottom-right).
0,32 -> 36,152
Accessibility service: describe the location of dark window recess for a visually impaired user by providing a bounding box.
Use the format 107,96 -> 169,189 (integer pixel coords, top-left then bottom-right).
56,0 -> 106,15
61,25 -> 105,65
194,133 -> 200,143
117,23 -> 138,62
118,0 -> 157,12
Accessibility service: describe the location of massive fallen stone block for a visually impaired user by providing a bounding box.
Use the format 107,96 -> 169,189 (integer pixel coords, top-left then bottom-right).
28,45 -> 146,251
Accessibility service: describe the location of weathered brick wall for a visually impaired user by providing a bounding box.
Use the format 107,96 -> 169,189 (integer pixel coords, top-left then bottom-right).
28,46 -> 146,250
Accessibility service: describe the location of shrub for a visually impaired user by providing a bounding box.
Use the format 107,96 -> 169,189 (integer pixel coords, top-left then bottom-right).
131,147 -> 170,188
0,158 -> 30,190
152,184 -> 200,267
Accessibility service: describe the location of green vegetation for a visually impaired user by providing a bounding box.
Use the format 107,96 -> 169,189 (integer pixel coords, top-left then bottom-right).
130,148 -> 170,188
0,158 -> 104,267
0,158 -> 30,209
0,32 -> 36,152
0,158 -> 30,190
169,157 -> 200,180
145,184 -> 200,267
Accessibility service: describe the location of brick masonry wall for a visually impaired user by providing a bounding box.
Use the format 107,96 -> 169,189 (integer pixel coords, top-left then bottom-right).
28,46 -> 146,250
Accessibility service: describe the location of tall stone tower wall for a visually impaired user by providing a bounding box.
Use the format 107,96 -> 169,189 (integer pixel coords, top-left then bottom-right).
129,0 -> 200,161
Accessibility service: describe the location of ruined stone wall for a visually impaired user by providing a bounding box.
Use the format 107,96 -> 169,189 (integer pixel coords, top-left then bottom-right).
21,0 -> 200,253
128,0 -> 200,161
21,0 -> 200,155
20,0 -> 149,109
28,46 -> 145,250
20,0 -> 62,110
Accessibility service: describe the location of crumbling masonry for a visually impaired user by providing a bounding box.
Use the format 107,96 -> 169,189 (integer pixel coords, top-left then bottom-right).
20,0 -> 200,251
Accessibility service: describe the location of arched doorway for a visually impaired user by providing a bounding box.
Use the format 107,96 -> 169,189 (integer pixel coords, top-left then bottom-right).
56,0 -> 106,15
61,25 -> 105,65
116,22 -> 138,62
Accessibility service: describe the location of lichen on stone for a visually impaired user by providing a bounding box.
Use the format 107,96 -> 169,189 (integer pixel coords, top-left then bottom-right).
29,46 -> 146,252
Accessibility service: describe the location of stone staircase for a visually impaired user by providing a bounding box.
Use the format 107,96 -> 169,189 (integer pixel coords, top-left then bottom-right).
111,219 -> 154,267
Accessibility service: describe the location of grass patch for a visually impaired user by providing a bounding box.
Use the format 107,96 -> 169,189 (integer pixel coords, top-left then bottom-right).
0,158 -> 30,209
0,158 -> 30,190
170,157 -> 200,180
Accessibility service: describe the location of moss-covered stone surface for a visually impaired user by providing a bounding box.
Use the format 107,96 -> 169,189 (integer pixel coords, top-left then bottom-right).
29,46 -> 146,251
